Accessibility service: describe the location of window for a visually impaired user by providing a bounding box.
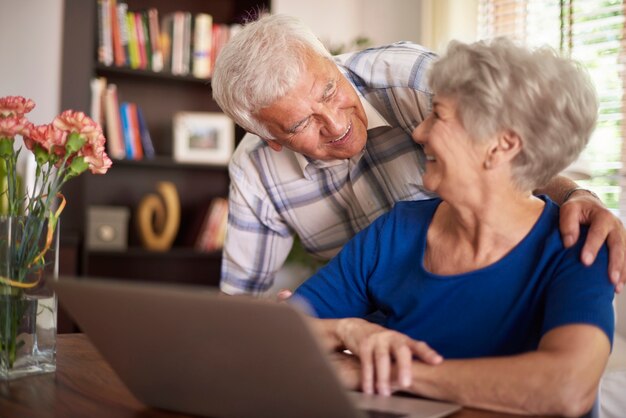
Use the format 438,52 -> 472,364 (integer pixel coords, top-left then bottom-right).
478,0 -> 625,218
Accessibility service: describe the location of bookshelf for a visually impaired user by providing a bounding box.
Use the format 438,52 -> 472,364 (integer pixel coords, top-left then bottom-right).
59,0 -> 270,286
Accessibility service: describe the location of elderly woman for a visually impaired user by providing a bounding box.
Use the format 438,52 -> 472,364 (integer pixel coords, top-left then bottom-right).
292,38 -> 614,417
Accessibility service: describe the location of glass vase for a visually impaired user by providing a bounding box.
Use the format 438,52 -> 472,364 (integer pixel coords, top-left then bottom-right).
0,216 -> 58,380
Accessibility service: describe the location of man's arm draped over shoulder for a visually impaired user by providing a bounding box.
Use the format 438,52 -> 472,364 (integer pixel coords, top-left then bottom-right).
538,174 -> 626,291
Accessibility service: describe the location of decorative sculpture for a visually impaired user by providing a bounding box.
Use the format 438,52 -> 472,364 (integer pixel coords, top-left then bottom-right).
136,181 -> 180,251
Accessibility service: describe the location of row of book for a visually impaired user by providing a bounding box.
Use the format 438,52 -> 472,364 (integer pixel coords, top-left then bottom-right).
91,77 -> 155,160
195,197 -> 228,252
97,0 -> 249,78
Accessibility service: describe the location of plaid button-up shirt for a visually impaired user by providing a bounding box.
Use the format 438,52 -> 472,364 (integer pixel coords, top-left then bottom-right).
220,42 -> 437,294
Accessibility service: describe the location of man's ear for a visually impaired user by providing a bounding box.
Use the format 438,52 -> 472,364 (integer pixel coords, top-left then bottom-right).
261,138 -> 283,152
487,130 -> 522,166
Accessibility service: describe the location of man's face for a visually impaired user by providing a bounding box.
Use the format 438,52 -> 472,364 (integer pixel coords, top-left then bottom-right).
255,52 -> 368,161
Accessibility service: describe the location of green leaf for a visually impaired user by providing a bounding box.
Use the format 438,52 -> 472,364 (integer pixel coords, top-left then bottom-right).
65,132 -> 86,154
0,138 -> 14,158
68,156 -> 88,177
33,144 -> 50,165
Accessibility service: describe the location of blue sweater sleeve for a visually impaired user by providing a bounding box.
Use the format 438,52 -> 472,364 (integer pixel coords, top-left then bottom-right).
542,237 -> 615,346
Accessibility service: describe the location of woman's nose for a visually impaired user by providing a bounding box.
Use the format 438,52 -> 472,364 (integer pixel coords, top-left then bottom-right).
412,116 -> 431,144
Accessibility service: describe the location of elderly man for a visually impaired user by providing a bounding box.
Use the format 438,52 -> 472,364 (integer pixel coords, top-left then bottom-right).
212,14 -> 626,296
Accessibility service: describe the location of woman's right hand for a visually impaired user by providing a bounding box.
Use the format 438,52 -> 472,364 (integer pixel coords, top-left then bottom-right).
336,318 -> 443,396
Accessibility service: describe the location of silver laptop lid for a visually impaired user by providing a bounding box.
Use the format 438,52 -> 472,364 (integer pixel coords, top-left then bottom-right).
55,277 -> 460,418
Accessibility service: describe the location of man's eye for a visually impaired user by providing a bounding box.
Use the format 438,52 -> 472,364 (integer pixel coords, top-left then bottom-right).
291,119 -> 311,135
326,88 -> 337,101
300,119 -> 312,131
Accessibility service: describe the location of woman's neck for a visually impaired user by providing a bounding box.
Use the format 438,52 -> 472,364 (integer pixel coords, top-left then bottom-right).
424,189 -> 545,275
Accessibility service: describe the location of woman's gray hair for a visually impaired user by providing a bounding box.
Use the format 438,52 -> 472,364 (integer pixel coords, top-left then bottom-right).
429,37 -> 598,190
212,14 -> 331,139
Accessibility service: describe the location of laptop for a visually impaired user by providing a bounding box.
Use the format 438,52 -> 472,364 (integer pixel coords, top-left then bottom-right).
54,277 -> 461,418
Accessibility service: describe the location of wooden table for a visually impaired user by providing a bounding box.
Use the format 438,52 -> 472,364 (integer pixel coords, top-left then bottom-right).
0,334 -> 552,418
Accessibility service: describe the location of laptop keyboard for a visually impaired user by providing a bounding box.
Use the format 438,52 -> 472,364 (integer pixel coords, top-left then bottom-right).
364,409 -> 408,418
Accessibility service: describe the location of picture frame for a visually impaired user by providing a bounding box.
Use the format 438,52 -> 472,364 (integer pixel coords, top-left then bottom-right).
173,112 -> 235,165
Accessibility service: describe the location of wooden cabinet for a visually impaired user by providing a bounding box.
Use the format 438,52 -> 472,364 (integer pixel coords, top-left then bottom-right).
59,0 -> 269,286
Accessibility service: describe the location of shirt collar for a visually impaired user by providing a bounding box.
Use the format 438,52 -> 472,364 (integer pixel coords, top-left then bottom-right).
294,94 -> 392,173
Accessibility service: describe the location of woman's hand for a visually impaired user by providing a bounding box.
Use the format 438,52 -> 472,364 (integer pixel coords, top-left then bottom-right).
560,190 -> 626,293
336,318 -> 442,396
329,351 -> 361,390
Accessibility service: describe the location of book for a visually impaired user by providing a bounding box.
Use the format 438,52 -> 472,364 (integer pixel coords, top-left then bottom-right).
136,106 -> 155,158
208,198 -> 229,251
192,13 -> 212,78
116,1 -> 129,66
147,8 -> 163,72
127,102 -> 144,160
141,12 -> 153,69
110,0 -> 125,66
160,13 -> 173,72
195,197 -> 229,252
135,11 -> 148,70
126,11 -> 140,69
103,84 -> 126,159
170,12 -> 185,75
211,201 -> 228,251
181,12 -> 192,75
90,76 -> 107,127
210,24 -> 230,75
97,0 -> 114,66
119,102 -> 135,158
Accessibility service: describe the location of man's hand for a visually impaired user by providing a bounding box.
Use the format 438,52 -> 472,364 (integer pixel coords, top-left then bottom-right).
276,289 -> 293,301
560,190 -> 626,293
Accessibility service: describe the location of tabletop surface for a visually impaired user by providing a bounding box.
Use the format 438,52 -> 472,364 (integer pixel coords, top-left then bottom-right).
0,334 -> 554,418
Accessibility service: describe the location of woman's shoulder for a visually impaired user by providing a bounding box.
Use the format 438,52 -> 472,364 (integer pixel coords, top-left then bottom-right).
393,197 -> 442,212
377,198 -> 442,230
536,195 -> 609,266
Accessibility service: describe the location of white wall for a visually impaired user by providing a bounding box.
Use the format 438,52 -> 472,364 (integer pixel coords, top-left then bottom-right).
360,0 -> 421,47
0,0 -> 64,194
272,0 -> 421,52
617,292 -> 626,336
420,0 -> 479,53
0,0 -> 64,125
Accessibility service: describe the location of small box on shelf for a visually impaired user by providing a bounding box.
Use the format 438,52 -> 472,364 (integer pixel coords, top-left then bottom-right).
86,206 -> 131,251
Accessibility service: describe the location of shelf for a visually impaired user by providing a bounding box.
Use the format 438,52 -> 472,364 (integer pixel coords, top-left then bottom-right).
95,64 -> 212,85
87,247 -> 222,259
110,156 -> 229,171
85,247 -> 222,286
59,0 -> 269,289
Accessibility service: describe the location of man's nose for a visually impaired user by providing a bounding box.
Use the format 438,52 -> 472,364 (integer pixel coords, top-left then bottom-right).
318,106 -> 345,137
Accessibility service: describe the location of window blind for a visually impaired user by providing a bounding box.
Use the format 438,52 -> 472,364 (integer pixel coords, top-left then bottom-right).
477,0 -> 625,217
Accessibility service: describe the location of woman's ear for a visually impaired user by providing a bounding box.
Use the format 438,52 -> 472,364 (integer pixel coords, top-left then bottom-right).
486,130 -> 522,167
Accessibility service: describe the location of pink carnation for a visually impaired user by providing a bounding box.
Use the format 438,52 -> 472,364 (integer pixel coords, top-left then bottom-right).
53,110 -> 111,174
0,116 -> 32,139
24,124 -> 67,157
52,110 -> 100,142
79,132 -> 112,174
0,96 -> 35,118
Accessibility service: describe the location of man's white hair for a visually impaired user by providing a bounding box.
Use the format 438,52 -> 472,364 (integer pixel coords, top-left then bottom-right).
212,14 -> 331,139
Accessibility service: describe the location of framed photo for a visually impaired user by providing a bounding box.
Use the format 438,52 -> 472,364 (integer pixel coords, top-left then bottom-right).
173,112 -> 235,165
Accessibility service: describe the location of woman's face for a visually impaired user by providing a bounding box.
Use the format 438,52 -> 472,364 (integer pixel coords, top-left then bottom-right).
412,95 -> 490,197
